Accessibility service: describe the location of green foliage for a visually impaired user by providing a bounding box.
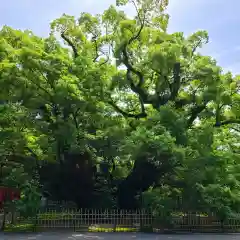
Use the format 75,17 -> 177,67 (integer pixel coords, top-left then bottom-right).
16,180 -> 41,217
0,0 -> 240,217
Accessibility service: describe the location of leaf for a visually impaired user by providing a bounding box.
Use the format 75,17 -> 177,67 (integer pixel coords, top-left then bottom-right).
116,0 -> 128,6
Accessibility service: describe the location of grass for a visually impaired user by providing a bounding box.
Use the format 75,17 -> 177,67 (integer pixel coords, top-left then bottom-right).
4,223 -> 35,232
88,226 -> 137,232
4,223 -> 138,233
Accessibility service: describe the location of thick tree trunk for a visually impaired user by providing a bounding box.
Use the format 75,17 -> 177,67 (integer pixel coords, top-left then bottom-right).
117,161 -> 160,209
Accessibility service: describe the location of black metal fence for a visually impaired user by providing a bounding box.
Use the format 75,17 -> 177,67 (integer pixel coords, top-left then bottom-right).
2,209 -> 240,233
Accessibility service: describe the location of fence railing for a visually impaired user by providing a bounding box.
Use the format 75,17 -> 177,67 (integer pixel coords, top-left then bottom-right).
41,200 -> 77,210
34,209 -> 152,231
2,209 -> 240,233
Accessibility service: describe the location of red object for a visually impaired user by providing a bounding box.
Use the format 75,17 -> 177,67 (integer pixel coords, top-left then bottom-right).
0,187 -> 20,208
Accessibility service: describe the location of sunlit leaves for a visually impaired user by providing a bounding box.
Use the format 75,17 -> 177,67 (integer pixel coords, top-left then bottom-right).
152,14 -> 169,31
51,14 -> 76,33
0,0 -> 240,214
116,0 -> 128,6
187,30 -> 209,50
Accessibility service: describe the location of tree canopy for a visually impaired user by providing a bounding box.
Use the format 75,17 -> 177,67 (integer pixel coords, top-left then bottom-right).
0,0 -> 239,219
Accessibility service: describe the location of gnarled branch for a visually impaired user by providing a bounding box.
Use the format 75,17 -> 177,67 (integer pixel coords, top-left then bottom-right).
61,32 -> 78,58
123,47 -> 145,89
187,104 -> 207,127
108,100 -> 147,119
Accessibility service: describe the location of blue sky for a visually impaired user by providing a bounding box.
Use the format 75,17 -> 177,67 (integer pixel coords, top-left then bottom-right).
1,0 -> 240,74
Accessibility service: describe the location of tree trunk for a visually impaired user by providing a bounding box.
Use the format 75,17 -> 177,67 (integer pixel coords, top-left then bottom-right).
10,210 -> 14,225
1,210 -> 6,231
221,219 -> 224,233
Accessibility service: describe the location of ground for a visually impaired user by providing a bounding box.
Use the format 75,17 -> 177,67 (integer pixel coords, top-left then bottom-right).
1,233 -> 240,240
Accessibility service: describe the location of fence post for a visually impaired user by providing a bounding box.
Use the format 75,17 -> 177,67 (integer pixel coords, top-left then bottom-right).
33,210 -> 38,232
72,209 -> 75,232
221,218 -> 224,233
113,209 -> 116,232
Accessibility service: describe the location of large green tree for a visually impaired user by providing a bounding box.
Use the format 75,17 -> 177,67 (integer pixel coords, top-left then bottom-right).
0,0 -> 239,212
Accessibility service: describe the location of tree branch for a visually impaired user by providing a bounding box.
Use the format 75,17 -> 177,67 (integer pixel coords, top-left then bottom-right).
123,47 -> 145,88
92,38 -> 99,62
121,7 -> 146,88
71,107 -> 81,130
107,100 -> 147,119
170,62 -> 181,101
215,119 -> 240,127
25,147 -> 40,168
61,32 -> 78,58
99,54 -> 110,67
187,104 -> 207,127
191,39 -> 203,56
230,127 -> 240,133
28,70 -> 53,99
128,1 -> 145,45
92,40 -> 109,66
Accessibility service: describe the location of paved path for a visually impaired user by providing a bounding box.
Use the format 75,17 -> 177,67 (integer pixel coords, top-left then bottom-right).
1,233 -> 240,240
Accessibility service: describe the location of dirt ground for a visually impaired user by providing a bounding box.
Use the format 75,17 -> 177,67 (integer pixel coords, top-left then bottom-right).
1,233 -> 240,240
